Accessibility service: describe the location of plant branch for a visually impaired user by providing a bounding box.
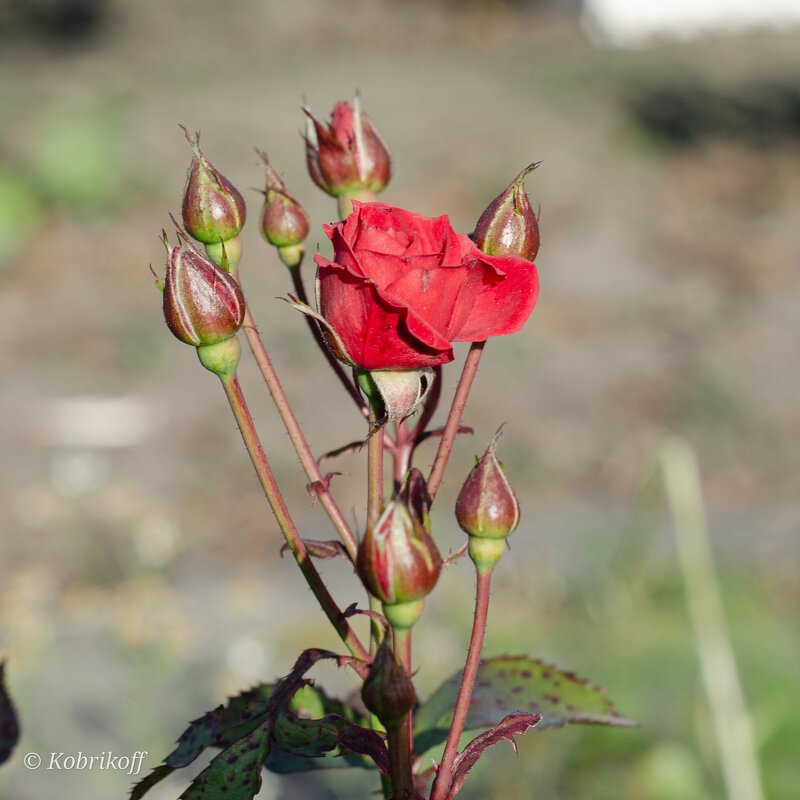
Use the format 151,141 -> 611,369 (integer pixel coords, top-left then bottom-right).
238,302 -> 359,560
427,342 -> 485,502
218,370 -> 369,675
387,627 -> 414,800
430,567 -> 493,800
367,407 -> 385,532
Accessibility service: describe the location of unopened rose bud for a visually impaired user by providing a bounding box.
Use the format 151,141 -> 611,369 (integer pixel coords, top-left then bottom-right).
257,151 -> 310,268
357,491 -> 442,612
473,164 -> 540,261
456,430 -> 520,571
361,638 -> 416,731
181,128 -> 247,245
304,95 -> 391,201
162,234 -> 245,348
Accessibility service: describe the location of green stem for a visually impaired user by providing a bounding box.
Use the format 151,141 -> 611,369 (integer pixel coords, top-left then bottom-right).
387,627 -> 414,800
367,404 -> 385,531
238,302 -> 359,560
365,403 -> 386,658
219,371 -> 369,675
426,342 -> 485,502
430,567 -> 493,800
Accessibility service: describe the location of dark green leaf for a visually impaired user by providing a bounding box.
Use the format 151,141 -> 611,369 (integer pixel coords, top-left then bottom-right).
130,683 -> 277,798
0,661 -> 20,766
413,656 -> 635,754
132,649 -> 386,800
182,725 -> 271,800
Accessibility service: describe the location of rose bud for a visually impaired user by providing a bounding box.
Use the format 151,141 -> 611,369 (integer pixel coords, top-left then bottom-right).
357,493 -> 442,626
456,430 -> 520,540
361,638 -> 416,731
162,234 -> 245,348
456,430 -> 520,573
288,202 -> 539,373
303,95 -> 392,204
473,163 -> 540,261
181,127 -> 247,246
256,151 -> 310,268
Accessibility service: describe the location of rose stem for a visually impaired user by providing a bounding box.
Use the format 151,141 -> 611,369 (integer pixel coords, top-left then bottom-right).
390,365 -> 443,490
237,297 -> 359,561
427,341 -> 486,502
218,369 -> 369,675
410,365 -> 442,445
288,258 -> 366,411
430,567 -> 493,800
387,626 -> 414,799
367,404 -> 385,531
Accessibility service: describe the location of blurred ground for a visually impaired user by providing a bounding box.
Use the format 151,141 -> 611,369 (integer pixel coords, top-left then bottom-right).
0,1 -> 799,799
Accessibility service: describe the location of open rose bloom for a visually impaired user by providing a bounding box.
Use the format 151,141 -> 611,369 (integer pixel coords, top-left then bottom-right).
311,202 -> 540,371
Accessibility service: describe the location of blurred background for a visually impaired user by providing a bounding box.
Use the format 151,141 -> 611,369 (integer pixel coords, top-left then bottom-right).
0,0 -> 798,798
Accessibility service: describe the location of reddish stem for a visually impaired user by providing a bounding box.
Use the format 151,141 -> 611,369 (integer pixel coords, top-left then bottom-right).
430,568 -> 493,800
238,302 -> 359,561
219,371 -> 369,674
427,342 -> 486,502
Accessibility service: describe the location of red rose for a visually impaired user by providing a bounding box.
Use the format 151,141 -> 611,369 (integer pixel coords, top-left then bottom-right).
312,202 -> 539,370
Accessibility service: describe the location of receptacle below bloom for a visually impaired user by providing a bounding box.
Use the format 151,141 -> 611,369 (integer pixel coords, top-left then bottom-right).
302,202 -> 539,371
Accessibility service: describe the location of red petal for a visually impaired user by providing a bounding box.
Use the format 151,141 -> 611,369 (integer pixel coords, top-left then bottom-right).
452,253 -> 539,341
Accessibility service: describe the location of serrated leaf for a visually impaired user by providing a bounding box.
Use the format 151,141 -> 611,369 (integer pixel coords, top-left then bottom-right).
130,683 -> 278,798
267,713 -> 389,774
413,656 -> 635,754
132,649 -> 386,800
0,661 -> 20,766
182,724 -> 271,800
168,683 -> 276,767
444,712 -> 541,800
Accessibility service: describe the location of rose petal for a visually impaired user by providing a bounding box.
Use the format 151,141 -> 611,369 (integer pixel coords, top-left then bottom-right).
317,264 -> 453,370
452,253 -> 539,341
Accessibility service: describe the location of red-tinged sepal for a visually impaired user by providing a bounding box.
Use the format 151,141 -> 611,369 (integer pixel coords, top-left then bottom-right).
181,127 -> 247,245
303,94 -> 392,198
456,428 -> 520,540
356,494 -> 442,611
473,163 -> 540,261
361,638 -> 416,731
161,231 -> 245,348
257,151 -> 310,263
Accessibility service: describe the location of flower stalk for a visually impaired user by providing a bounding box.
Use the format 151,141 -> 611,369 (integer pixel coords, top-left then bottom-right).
217,369 -> 369,673
427,341 -> 486,501
430,567 -> 494,800
236,290 -> 360,560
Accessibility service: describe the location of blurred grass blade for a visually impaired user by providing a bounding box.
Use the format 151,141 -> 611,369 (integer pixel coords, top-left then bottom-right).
659,437 -> 765,800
